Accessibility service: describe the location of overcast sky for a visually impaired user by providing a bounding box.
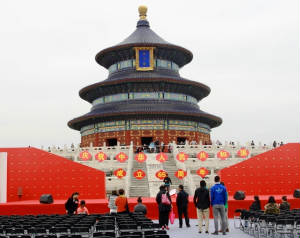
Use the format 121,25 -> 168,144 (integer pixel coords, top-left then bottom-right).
0,0 -> 299,148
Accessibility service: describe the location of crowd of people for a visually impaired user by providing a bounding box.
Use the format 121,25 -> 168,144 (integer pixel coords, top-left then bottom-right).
64,176 -> 292,236
135,141 -> 172,153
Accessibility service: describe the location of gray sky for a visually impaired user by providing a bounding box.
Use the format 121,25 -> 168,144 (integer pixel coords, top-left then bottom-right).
0,0 -> 299,148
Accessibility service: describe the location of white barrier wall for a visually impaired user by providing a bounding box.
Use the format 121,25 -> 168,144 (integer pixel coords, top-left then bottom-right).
0,152 -> 7,203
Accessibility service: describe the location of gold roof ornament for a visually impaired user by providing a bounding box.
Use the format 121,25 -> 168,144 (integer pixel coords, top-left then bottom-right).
138,5 -> 147,20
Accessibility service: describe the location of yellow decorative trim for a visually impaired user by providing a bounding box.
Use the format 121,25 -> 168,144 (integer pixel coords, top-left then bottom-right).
134,47 -> 155,71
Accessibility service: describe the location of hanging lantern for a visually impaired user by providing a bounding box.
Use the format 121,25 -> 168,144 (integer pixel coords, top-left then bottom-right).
197,151 -> 209,161
155,170 -> 167,180
135,152 -> 147,163
95,152 -> 107,162
133,169 -> 146,180
174,169 -> 187,179
217,150 -> 230,160
237,148 -> 249,158
114,168 -> 126,179
115,152 -> 128,162
156,153 -> 168,163
79,151 -> 92,161
176,152 -> 188,162
197,167 -> 209,178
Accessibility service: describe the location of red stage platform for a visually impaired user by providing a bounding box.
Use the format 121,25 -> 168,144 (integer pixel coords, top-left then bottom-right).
1,196 -> 299,219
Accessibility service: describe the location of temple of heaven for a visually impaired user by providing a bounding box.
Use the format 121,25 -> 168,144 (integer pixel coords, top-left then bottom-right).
68,6 -> 222,147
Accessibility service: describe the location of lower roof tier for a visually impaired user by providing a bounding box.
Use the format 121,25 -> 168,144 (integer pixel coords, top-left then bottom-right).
68,99 -> 222,131
79,77 -> 211,103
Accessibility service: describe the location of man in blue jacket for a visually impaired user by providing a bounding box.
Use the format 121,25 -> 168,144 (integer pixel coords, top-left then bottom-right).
210,176 -> 227,235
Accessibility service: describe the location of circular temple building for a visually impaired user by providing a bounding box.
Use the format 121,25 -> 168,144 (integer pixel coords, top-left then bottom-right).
68,6 -> 222,147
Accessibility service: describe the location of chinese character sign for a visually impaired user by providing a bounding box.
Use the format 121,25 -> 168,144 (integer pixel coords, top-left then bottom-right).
79,151 -> 92,161
95,152 -> 107,162
197,167 -> 209,178
155,170 -> 167,180
156,153 -> 168,163
176,152 -> 188,162
135,152 -> 147,163
116,152 -> 128,163
197,151 -> 209,161
114,168 -> 126,179
217,150 -> 230,160
133,169 -> 146,180
237,148 -> 249,158
174,169 -> 187,179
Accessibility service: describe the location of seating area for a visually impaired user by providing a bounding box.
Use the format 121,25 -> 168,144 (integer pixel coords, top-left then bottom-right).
234,209 -> 300,238
0,213 -> 168,238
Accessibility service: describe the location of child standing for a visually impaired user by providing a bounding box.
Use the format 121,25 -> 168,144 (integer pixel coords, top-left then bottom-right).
77,200 -> 89,215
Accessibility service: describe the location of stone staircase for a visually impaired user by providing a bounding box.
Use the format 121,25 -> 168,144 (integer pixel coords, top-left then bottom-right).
129,159 -> 150,197
162,154 -> 184,191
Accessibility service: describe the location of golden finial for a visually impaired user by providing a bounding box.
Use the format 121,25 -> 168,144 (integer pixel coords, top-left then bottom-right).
138,5 -> 147,20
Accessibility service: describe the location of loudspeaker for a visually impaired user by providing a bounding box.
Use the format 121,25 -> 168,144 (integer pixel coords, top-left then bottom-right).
234,191 -> 246,200
40,194 -> 53,204
293,189 -> 300,198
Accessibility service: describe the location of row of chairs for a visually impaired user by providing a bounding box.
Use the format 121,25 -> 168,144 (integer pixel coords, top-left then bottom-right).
234,209 -> 300,238
0,213 -> 168,238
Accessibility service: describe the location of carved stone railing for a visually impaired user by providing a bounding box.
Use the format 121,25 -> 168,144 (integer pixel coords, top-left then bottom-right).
125,142 -> 134,197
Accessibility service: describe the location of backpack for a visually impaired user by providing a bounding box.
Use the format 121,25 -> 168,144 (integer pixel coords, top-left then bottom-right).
161,193 -> 171,205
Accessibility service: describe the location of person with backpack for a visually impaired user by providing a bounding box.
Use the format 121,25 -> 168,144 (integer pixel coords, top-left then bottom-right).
193,180 -> 210,234
156,185 -> 172,230
176,185 -> 190,228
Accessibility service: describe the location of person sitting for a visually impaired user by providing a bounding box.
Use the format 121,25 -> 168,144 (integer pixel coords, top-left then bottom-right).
77,200 -> 89,215
279,196 -> 290,212
108,190 -> 118,214
134,197 -> 147,215
115,189 -> 128,213
264,196 -> 279,215
249,195 -> 261,211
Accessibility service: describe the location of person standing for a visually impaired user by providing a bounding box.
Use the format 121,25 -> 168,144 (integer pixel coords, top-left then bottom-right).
279,196 -> 290,211
194,180 -> 210,234
211,176 -> 227,235
115,189 -> 129,214
156,185 -> 172,230
65,192 -> 79,215
108,190 -> 118,214
176,185 -> 190,228
134,197 -> 147,215
163,173 -> 172,191
220,182 -> 229,233
77,200 -> 89,215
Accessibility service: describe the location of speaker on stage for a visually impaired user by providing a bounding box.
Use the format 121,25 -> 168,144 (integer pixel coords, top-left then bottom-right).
294,189 -> 300,198
234,190 -> 245,200
40,194 -> 53,204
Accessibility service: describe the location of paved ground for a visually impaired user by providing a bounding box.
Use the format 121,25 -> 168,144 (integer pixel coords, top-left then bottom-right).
166,219 -> 251,238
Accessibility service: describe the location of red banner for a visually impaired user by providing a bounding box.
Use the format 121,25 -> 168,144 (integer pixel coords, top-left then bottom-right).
176,152 -> 189,162
135,152 -> 147,163
114,168 -> 126,179
197,167 -> 209,178
116,152 -> 128,163
197,151 -> 209,161
174,169 -> 187,179
156,153 -> 168,163
237,148 -> 249,158
155,170 -> 167,180
133,169 -> 146,180
95,152 -> 107,162
217,150 -> 230,160
79,151 -> 92,161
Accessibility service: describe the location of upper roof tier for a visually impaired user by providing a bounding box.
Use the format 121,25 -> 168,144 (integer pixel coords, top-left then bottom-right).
95,6 -> 193,69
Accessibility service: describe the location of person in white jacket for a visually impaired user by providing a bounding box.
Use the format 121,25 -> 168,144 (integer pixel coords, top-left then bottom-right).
108,190 -> 118,214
